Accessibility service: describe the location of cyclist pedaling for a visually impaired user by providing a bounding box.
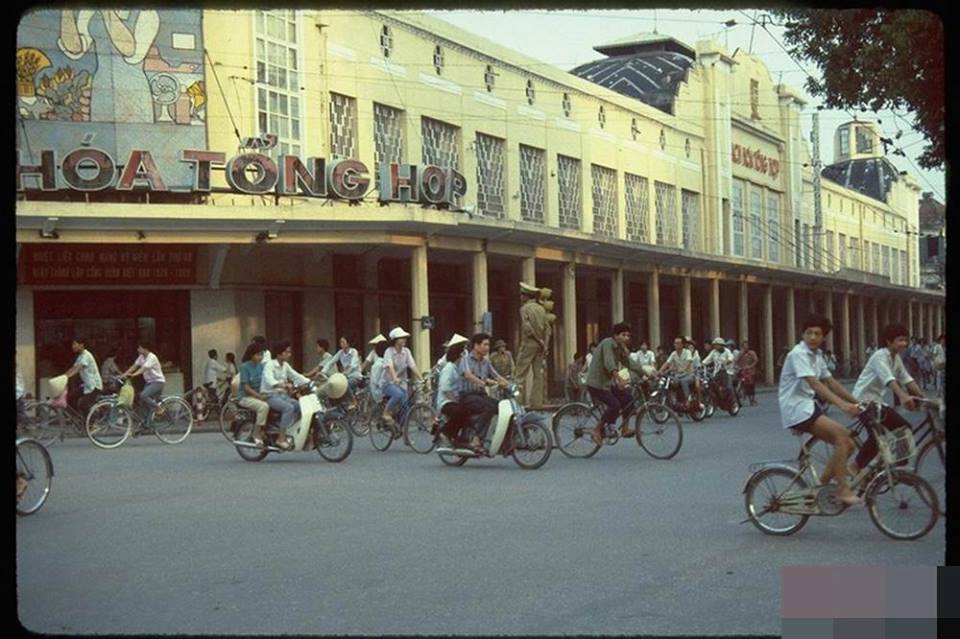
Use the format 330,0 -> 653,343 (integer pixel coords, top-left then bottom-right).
585,322 -> 636,446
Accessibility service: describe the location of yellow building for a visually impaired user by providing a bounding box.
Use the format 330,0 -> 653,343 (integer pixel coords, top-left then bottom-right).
16,9 -> 944,399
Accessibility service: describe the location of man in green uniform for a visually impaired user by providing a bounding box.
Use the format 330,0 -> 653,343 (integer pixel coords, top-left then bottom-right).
513,281 -> 548,407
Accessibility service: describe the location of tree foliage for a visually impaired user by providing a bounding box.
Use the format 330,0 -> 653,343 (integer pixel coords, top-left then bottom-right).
771,9 -> 943,169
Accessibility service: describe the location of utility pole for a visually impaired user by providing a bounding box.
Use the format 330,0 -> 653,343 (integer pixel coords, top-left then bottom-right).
811,112 -> 823,271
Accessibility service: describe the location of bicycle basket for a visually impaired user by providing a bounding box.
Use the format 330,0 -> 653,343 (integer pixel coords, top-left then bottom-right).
877,426 -> 917,466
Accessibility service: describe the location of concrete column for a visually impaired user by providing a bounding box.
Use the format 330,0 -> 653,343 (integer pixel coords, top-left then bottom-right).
410,245 -> 430,369
785,287 -> 796,347
841,292 -> 851,371
647,270 -> 661,350
907,300 -> 914,337
870,298 -> 879,349
709,278 -> 721,339
562,261 -> 577,373
856,295 -> 866,364
522,256 -> 536,286
738,281 -> 749,345
824,291 -> 834,353
612,267 -> 624,323
935,304 -> 942,339
362,254 -> 381,343
917,302 -> 925,341
763,285 -> 775,386
926,303 -> 934,342
681,275 -> 692,339
472,250 -> 488,332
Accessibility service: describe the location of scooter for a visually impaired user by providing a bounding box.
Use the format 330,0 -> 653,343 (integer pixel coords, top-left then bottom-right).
434,383 -> 552,469
704,368 -> 741,416
231,374 -> 353,462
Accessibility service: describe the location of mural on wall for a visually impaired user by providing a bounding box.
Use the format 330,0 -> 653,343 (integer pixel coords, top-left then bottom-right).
16,9 -> 207,187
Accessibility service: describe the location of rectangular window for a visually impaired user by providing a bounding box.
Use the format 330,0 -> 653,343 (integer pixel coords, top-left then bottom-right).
519,144 -> 546,224
591,164 -> 618,238
864,240 -> 871,271
850,238 -> 860,270
750,185 -> 763,259
256,10 -> 301,156
839,128 -> 850,156
373,102 -> 405,188
681,189 -> 701,251
802,223 -> 810,269
329,92 -> 357,159
794,219 -> 802,267
900,249 -> 908,285
873,242 -> 881,276
766,191 -> 780,263
855,126 -> 874,154
882,245 -> 890,279
732,181 -> 745,257
654,181 -> 678,246
475,133 -> 505,218
839,232 -> 847,268
557,155 -> 582,230
421,117 -> 460,171
624,173 -> 649,243
891,250 -> 899,284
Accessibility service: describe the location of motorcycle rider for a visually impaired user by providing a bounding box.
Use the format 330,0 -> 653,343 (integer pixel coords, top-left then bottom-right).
702,337 -> 736,404
459,332 -> 510,451
435,333 -> 471,448
259,340 -> 310,450
659,336 -> 702,411
237,343 -> 269,447
585,322 -> 635,446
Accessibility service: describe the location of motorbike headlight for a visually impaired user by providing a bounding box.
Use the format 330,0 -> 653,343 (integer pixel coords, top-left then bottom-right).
512,386 -> 521,399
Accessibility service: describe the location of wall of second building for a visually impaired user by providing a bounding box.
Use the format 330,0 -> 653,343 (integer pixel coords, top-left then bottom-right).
17,287 -> 36,399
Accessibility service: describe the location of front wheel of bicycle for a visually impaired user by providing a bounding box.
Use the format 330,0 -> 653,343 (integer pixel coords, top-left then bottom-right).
866,470 -> 939,541
16,438 -> 53,516
743,467 -> 811,536
183,389 -> 211,423
914,439 -> 945,517
369,418 -> 394,452
219,400 -> 239,441
403,403 -> 437,454
85,400 -> 133,449
634,408 -> 683,460
552,403 -> 602,459
153,397 -> 194,444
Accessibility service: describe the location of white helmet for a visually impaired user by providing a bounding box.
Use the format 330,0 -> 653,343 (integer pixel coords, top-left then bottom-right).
319,372 -> 348,400
712,337 -> 726,346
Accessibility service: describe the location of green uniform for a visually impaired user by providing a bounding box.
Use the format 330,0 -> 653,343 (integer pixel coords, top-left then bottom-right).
514,299 -> 548,406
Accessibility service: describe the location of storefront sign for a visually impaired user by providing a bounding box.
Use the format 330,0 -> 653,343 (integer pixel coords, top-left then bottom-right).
17,143 -> 468,208
20,244 -> 197,285
731,144 -> 780,179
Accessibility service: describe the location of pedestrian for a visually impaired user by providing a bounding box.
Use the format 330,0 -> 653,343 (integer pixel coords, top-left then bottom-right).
736,340 -> 759,405
489,338 -> 515,380
565,351 -> 585,402
513,282 -> 549,407
61,337 -> 103,416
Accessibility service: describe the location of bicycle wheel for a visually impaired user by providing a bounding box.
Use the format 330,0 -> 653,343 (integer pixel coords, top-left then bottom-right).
369,418 -> 394,451
866,470 -> 939,540
403,403 -> 437,454
346,392 -> 372,437
233,417 -> 268,462
726,394 -> 741,416
634,407 -> 683,460
551,403 -> 602,459
743,467 -> 811,535
219,400 -> 239,441
184,389 -> 211,423
316,414 -> 354,462
914,439 -> 945,517
689,400 -> 707,422
16,439 -> 53,516
703,393 -> 716,419
152,397 -> 193,444
511,420 -> 552,470
18,403 -> 62,447
646,397 -> 671,424
85,400 -> 133,449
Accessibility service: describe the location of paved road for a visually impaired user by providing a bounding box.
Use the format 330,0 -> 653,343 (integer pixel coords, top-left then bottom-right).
17,396 -> 943,636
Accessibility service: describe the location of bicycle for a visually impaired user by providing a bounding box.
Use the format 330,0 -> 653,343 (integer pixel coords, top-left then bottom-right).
184,379 -> 239,441
85,379 -> 193,449
911,398 -> 945,517
368,378 -> 437,454
551,377 -> 683,460
16,437 -> 54,516
16,396 -> 86,447
742,402 -> 939,540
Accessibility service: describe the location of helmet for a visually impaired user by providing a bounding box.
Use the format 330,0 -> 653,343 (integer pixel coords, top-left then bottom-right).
712,337 -> 726,346
319,372 -> 348,400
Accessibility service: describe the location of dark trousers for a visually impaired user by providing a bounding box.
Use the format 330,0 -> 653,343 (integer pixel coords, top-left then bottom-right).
77,389 -> 102,416
459,391 -> 498,440
587,385 -> 632,427
440,402 -> 470,440
854,405 -> 912,469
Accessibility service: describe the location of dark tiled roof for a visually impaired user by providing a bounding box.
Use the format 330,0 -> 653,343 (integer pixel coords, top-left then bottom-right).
570,51 -> 695,115
820,157 -> 901,204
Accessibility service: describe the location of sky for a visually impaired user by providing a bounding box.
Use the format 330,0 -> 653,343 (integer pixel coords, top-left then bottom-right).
424,8 -> 946,203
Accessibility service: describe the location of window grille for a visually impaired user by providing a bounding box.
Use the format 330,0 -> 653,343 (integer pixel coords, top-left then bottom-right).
767,192 -> 780,263
557,155 -> 582,230
373,103 -> 405,187
475,133 -> 505,218
624,173 -> 649,243
732,181 -> 745,257
882,245 -> 890,279
519,145 -> 545,224
421,117 -> 460,170
380,24 -> 392,57
255,10 -> 301,156
750,185 -> 763,259
681,189 -> 700,251
654,181 -> 677,246
329,92 -> 357,159
591,164 -> 617,238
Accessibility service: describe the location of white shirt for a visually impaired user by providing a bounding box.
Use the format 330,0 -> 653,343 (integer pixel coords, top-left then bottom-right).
74,349 -> 103,393
335,348 -> 361,379
690,349 -> 702,370
15,366 -> 25,400
778,341 -> 832,429
630,350 -> 655,369
702,348 -> 736,375
260,359 -> 309,395
665,349 -> 695,375
370,358 -> 386,401
314,352 -> 336,378
204,358 -> 227,385
365,349 -> 379,366
852,348 -> 915,405
134,352 -> 165,384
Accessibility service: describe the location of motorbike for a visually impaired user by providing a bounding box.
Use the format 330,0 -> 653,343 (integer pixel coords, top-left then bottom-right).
648,373 -> 707,422
231,374 -> 353,462
703,367 -> 741,417
433,383 -> 552,469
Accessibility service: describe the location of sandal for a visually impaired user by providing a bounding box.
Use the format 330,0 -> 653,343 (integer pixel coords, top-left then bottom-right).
275,436 -> 292,450
590,426 -> 604,447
